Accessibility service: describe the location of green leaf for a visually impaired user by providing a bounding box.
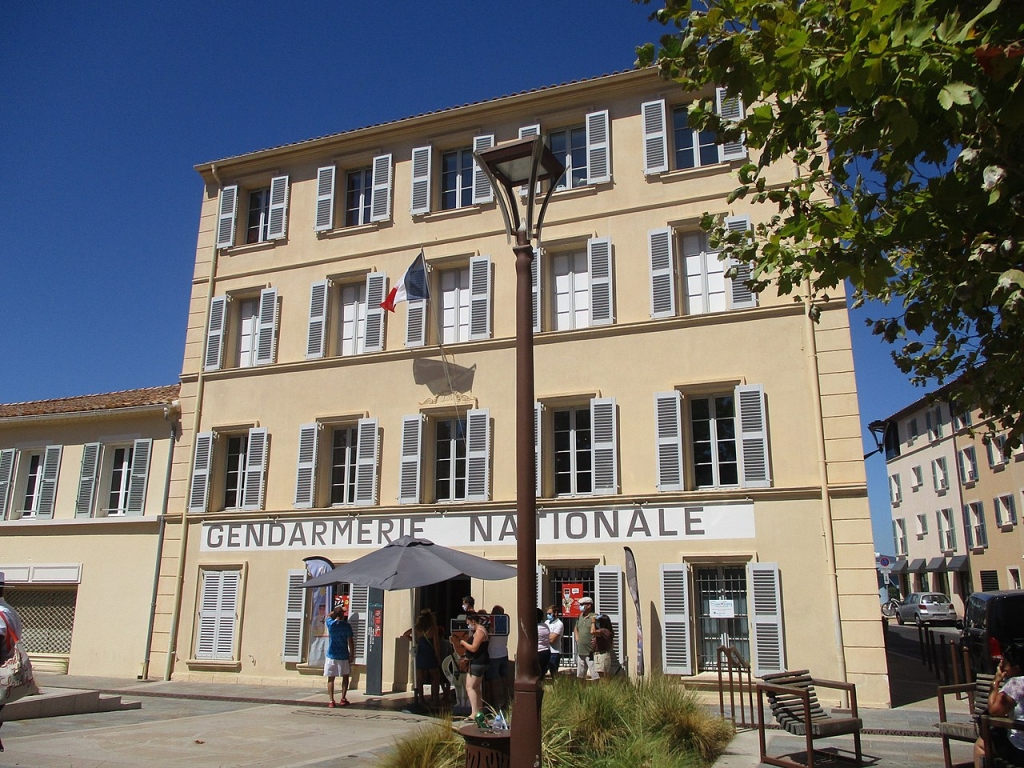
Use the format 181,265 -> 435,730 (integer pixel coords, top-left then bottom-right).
939,83 -> 973,109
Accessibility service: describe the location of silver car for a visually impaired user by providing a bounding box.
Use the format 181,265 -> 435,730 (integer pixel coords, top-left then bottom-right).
896,592 -> 958,626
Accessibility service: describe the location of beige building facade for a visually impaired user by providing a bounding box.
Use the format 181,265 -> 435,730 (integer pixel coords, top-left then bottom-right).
0,385 -> 180,677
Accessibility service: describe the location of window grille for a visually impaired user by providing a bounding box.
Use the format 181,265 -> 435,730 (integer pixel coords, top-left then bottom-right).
4,588 -> 77,654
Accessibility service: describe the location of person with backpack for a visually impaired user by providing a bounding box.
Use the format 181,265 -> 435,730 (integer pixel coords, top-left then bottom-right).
592,612 -> 614,681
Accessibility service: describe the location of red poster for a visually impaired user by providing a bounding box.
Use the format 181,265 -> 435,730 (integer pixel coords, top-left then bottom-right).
333,594 -> 350,614
562,583 -> 584,617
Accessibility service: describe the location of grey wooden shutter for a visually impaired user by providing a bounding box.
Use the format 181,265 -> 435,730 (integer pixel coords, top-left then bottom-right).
0,449 -> 16,520
641,99 -> 668,175
204,296 -> 228,372
36,445 -> 62,519
216,185 -> 238,249
350,584 -> 370,664
471,135 -> 495,204
654,392 -> 684,491
588,237 -> 614,325
398,414 -> 423,505
748,561 -> 785,675
465,408 -> 491,502
125,438 -> 153,515
282,569 -> 307,663
595,564 -> 624,662
724,215 -> 756,309
75,442 -> 101,518
535,403 -> 543,498
241,427 -> 268,511
649,228 -> 677,318
200,569 -> 240,660
591,398 -> 618,494
736,384 -> 770,488
468,255 -> 492,340
306,280 -> 330,359
189,432 -> 214,513
585,109 -> 611,184
661,562 -> 693,675
314,166 -> 336,232
531,247 -> 542,333
354,417 -> 380,506
196,571 -> 221,659
715,88 -> 746,161
294,423 -> 319,509
364,272 -> 388,353
410,145 -> 432,215
267,174 -> 289,239
255,287 -> 279,365
370,153 -> 393,222
405,299 -> 426,348
518,125 -> 541,197
537,564 -> 544,609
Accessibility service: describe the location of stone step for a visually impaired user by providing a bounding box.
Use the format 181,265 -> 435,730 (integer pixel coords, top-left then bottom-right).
3,688 -> 141,721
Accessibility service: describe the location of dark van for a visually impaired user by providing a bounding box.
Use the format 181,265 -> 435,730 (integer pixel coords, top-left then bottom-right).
962,590 -> 1024,674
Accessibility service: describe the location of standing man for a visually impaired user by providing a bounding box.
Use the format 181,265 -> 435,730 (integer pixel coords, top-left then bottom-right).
324,605 -> 355,708
573,596 -> 598,680
544,604 -> 564,680
0,572 -> 27,750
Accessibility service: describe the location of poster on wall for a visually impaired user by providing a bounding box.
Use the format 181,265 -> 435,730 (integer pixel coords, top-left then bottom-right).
334,593 -> 351,615
562,583 -> 584,617
304,556 -> 335,666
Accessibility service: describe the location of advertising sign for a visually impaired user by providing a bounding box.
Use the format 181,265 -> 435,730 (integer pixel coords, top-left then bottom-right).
562,583 -> 584,617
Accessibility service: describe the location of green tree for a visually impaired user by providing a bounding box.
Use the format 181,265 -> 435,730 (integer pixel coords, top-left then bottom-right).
636,0 -> 1024,447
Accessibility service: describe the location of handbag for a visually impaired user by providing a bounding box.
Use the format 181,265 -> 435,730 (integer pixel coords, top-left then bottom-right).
0,612 -> 40,705
457,653 -> 470,673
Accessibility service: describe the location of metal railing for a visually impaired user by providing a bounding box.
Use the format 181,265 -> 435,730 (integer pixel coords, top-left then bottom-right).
717,644 -> 756,727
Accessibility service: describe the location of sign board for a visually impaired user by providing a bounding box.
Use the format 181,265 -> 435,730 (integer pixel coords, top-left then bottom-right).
562,584 -> 584,617
709,599 -> 736,619
878,555 -> 892,569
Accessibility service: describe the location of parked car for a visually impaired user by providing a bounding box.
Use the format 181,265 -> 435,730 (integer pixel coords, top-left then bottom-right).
895,592 -> 958,626
961,590 -> 1024,674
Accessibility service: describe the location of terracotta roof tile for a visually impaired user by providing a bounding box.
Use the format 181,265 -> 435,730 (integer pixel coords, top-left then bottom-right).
0,384 -> 180,419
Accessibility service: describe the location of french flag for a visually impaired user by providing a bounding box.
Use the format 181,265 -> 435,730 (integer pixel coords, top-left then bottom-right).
380,251 -> 430,312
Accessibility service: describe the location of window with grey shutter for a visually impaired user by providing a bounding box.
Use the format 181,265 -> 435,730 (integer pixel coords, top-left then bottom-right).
654,392 -> 683,491
314,166 -> 336,232
661,563 -> 692,675
266,175 -> 289,239
189,432 -> 214,513
398,415 -> 423,505
531,248 -> 543,333
197,569 -> 240,661
736,384 -> 770,487
518,125 -> 542,197
354,417 -> 380,506
588,238 -> 614,325
410,146 -> 432,215
595,565 -> 623,662
724,215 -> 756,309
294,424 -> 319,509
216,185 -> 238,249
125,438 -> 153,515
255,288 -> 279,365
76,442 -> 101,518
591,398 -> 618,495
349,584 -> 370,664
36,445 -> 62,520
535,403 -> 543,498
715,88 -> 746,161
363,272 -> 387,353
282,569 -> 307,663
0,449 -> 16,520
241,427 -> 268,511
306,280 -> 330,359
641,99 -> 668,175
369,153 -> 393,222
649,228 -> 676,318
405,299 -> 427,348
468,255 -> 492,340
471,135 -> 495,205
585,110 -> 611,184
204,296 -> 228,372
465,409 -> 491,502
748,562 -> 785,675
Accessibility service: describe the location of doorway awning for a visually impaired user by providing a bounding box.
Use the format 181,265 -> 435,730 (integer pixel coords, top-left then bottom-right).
947,555 -> 970,571
890,559 -> 909,574
926,557 -> 948,571
908,558 -> 927,572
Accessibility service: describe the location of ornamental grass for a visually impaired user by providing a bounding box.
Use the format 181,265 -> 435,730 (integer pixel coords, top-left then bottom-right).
378,674 -> 734,768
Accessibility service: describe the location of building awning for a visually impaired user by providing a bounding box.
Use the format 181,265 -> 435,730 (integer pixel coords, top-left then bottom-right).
891,559 -> 909,574
947,555 -> 970,571
908,558 -> 927,573
926,557 -> 948,571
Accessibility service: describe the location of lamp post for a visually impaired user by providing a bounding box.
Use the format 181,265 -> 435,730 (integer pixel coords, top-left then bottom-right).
474,136 -> 564,768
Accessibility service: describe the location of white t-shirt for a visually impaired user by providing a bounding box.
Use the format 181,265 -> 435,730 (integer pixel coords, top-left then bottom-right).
0,599 -> 24,655
546,617 -> 564,648
1002,675 -> 1024,751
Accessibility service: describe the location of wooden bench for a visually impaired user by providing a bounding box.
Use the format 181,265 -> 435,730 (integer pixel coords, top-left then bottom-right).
756,669 -> 862,768
936,673 -> 995,768
979,712 -> 1024,768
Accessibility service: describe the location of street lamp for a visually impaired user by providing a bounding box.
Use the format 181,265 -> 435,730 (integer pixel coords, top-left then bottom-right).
864,419 -> 889,460
474,136 -> 564,768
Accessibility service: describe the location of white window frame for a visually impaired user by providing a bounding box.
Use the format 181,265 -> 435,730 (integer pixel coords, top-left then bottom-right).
195,567 -> 243,661
987,434 -> 1008,468
894,519 -> 908,556
937,508 -> 956,551
994,493 -> 1018,527
889,473 -> 902,505
916,512 -> 928,537
911,465 -> 924,490
932,457 -> 949,492
963,501 -> 988,549
959,446 -> 978,483
907,418 -> 919,446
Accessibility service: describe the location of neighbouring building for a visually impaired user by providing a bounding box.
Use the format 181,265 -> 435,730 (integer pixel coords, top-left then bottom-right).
883,391 -> 1024,609
3,68 -> 889,705
0,385 -> 180,677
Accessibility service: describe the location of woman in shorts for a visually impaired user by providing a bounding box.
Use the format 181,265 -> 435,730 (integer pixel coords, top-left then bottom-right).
459,611 -> 490,726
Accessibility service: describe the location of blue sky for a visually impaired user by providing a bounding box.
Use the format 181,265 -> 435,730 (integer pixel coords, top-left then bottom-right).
0,2 -> 929,550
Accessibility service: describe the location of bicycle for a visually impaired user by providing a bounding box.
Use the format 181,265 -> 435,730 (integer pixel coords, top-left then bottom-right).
881,597 -> 901,618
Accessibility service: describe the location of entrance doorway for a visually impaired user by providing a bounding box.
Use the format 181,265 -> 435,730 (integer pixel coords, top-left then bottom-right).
418,576 -> 471,638
695,566 -> 750,671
